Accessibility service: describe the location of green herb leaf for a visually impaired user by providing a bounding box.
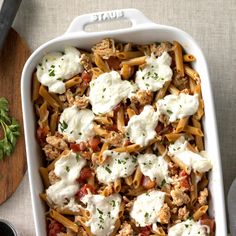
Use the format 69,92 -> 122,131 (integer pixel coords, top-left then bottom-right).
0,97 -> 20,160
105,166 -> 112,174
59,120 -> 68,132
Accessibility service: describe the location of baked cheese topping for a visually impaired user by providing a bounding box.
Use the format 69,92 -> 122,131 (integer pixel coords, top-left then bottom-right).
156,93 -> 199,122
36,46 -> 83,94
168,219 -> 209,236
168,136 -> 212,174
135,52 -> 173,91
96,150 -> 137,184
125,105 -> 159,147
46,150 -> 86,210
89,71 -> 137,115
137,153 -> 170,184
81,193 -> 121,236
130,190 -> 166,226
58,105 -> 95,143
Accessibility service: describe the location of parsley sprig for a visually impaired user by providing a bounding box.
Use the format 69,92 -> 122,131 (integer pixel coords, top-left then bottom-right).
0,98 -> 20,160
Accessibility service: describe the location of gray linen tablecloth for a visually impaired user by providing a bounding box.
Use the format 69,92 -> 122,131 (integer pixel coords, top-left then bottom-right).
0,0 -> 235,235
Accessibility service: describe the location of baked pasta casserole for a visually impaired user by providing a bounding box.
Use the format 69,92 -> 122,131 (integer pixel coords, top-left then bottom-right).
32,39 -> 215,236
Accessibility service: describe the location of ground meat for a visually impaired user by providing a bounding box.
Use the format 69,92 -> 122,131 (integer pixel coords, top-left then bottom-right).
150,41 -> 173,57
43,144 -> 60,161
178,206 -> 190,220
171,188 -> 190,206
172,71 -> 189,90
158,203 -> 171,224
131,90 -> 153,106
198,188 -> 208,205
46,135 -> 68,150
65,89 -> 74,106
48,170 -> 61,185
80,53 -> 92,71
92,38 -> 118,59
105,131 -> 123,147
74,95 -> 90,109
116,222 -> 134,236
168,162 -> 179,176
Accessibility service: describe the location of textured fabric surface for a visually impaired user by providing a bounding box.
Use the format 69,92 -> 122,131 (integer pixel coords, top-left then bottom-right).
0,0 -> 235,235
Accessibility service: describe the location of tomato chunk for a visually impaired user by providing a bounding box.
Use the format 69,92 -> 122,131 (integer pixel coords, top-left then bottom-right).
141,176 -> 156,189
81,71 -> 91,84
139,226 -> 151,236
88,137 -> 100,151
70,142 -> 87,152
37,126 -> 49,144
47,220 -> 64,236
77,167 -> 93,183
76,184 -> 95,199
179,170 -> 191,190
200,216 -> 215,235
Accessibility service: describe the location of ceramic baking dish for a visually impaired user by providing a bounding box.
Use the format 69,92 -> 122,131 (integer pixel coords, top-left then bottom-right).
21,8 -> 227,236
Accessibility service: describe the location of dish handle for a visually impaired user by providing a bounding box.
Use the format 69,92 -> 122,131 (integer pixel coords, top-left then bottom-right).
65,8 -> 154,34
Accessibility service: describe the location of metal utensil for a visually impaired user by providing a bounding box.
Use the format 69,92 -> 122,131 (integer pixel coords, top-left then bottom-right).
228,177 -> 236,236
0,0 -> 22,51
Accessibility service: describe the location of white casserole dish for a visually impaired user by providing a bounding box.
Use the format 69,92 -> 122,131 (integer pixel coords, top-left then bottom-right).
21,9 -> 227,236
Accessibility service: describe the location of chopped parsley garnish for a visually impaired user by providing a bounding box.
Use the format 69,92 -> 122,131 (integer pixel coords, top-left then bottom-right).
59,120 -> 68,132
49,70 -> 55,77
105,166 -> 112,174
66,166 -> 70,172
110,200 -> 116,208
51,65 -> 55,68
97,208 -> 103,215
160,179 -> 166,187
167,109 -> 173,115
144,212 -> 149,218
76,153 -> 80,162
57,77 -> 63,81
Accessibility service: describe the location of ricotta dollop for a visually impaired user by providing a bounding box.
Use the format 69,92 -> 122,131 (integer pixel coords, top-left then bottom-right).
81,193 -> 121,236
36,46 -> 83,94
168,219 -> 210,236
125,105 -> 159,147
89,71 -> 137,115
46,150 -> 86,210
135,52 -> 173,91
130,190 -> 166,227
96,150 -> 138,184
168,136 -> 212,174
156,93 -> 199,122
58,105 -> 95,143
137,153 -> 170,184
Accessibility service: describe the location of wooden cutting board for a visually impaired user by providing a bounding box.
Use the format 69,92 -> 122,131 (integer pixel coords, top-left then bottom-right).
0,28 -> 31,204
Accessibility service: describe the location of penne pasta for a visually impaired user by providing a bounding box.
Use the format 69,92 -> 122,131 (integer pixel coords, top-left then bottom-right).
173,41 -> 184,77
50,210 -> 79,233
133,166 -> 143,189
193,205 -> 208,221
183,54 -> 196,62
116,51 -> 143,60
120,56 -> 146,66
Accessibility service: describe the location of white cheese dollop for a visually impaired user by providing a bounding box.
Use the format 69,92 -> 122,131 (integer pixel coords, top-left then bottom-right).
137,153 -> 171,184
168,136 -> 212,174
89,71 -> 137,115
135,52 -> 173,91
81,193 -> 121,236
156,93 -> 199,122
96,150 -> 138,184
130,190 -> 166,227
168,219 -> 210,236
58,105 -> 95,143
125,105 -> 159,147
36,46 -> 83,94
46,150 -> 86,210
